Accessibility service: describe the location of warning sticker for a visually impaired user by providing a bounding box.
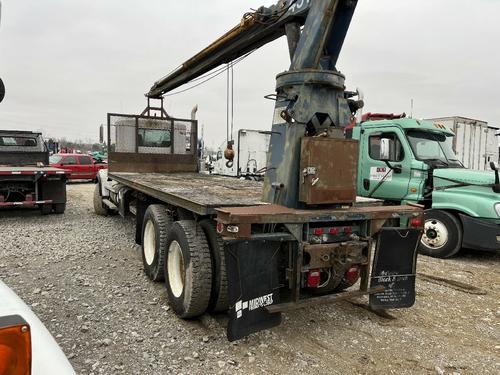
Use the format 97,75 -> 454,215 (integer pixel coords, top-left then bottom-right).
272,107 -> 287,125
370,166 -> 393,181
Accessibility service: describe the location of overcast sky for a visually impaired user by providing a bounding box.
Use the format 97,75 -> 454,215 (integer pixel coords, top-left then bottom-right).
0,0 -> 498,148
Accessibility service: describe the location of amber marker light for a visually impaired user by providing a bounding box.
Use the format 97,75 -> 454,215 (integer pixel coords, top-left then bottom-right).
0,315 -> 31,375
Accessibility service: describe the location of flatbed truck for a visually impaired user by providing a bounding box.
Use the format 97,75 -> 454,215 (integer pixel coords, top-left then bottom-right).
95,0 -> 423,340
96,110 -> 422,340
0,130 -> 69,214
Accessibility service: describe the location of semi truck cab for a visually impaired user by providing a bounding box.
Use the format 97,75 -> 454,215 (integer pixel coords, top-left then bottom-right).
351,117 -> 500,258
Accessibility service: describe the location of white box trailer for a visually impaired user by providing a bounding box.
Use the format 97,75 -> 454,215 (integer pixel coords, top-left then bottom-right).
213,129 -> 271,178
426,116 -> 499,170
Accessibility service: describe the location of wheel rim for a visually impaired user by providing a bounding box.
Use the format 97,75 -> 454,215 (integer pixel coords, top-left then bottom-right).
168,240 -> 185,298
143,220 -> 156,265
421,218 -> 449,249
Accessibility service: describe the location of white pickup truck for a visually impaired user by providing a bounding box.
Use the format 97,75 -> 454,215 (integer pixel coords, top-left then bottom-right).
0,280 -> 75,374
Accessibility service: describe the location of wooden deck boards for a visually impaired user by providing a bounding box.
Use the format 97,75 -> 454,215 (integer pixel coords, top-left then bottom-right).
110,172 -> 265,214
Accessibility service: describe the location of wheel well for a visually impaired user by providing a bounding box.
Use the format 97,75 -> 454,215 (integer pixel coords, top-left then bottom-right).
429,209 -> 464,229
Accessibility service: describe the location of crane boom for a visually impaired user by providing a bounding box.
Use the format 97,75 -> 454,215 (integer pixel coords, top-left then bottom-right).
147,0 -> 356,98
149,0 -> 360,208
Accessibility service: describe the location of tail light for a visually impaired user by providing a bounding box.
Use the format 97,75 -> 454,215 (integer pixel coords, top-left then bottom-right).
0,315 -> 31,375
410,216 -> 423,228
306,269 -> 321,288
216,223 -> 224,234
313,228 -> 324,235
344,266 -> 360,285
343,226 -> 352,235
329,227 -> 340,235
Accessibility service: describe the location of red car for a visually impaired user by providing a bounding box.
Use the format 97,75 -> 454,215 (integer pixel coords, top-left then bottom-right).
49,153 -> 107,181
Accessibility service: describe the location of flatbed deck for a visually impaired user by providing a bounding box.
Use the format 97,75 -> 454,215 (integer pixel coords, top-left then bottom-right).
109,172 -> 265,215
109,172 -> 399,217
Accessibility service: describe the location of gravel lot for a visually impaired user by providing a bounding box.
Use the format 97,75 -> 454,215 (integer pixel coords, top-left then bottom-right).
1,183 -> 499,375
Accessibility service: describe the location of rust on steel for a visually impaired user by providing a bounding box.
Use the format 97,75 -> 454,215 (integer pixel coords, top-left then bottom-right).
183,14 -> 257,70
108,153 -> 198,174
266,285 -> 385,313
216,203 -> 422,224
299,138 -> 359,205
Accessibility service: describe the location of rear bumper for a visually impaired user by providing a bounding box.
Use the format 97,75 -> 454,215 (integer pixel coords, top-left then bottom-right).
460,214 -> 500,252
0,199 -> 53,207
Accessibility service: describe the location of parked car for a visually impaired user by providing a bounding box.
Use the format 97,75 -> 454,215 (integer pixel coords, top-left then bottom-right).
49,153 -> 107,181
0,280 -> 75,374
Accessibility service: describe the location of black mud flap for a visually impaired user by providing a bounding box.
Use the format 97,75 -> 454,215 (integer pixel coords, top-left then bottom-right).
369,228 -> 421,309
225,239 -> 282,342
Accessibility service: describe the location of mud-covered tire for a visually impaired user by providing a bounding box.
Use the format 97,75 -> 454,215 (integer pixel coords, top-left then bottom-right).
93,184 -> 108,216
141,204 -> 172,282
53,203 -> 66,214
164,220 -> 212,318
419,209 -> 462,258
199,219 -> 228,313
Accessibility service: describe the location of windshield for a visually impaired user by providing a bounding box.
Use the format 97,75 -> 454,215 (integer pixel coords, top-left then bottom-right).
49,155 -> 63,164
0,136 -> 38,147
406,130 -> 463,168
138,128 -> 171,148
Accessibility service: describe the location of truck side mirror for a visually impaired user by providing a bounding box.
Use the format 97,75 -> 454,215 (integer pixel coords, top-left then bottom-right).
490,161 -> 500,193
379,138 -> 391,161
0,78 -> 5,104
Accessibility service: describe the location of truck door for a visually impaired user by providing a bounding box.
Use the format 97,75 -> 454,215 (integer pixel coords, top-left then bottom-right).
358,129 -> 412,201
61,155 -> 78,178
77,155 -> 94,179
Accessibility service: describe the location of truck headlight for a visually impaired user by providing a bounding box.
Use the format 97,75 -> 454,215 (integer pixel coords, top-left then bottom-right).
495,203 -> 500,217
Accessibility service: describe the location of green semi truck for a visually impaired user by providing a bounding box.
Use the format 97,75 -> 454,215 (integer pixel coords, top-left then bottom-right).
348,114 -> 500,258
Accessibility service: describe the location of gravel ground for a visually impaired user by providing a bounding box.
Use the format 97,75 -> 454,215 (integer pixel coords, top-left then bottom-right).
1,183 -> 499,375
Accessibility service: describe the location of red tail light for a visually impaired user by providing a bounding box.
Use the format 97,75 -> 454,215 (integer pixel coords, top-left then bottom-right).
313,228 -> 324,235
344,266 -> 360,285
216,223 -> 224,234
410,217 -> 423,228
0,315 -> 31,375
343,226 -> 352,234
306,269 -> 321,288
329,227 -> 340,235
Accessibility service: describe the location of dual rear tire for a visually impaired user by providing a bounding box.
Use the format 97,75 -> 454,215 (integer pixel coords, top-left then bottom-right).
140,206 -> 228,318
164,221 -> 212,318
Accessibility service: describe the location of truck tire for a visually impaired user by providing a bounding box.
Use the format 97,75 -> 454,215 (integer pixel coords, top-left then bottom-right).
419,210 -> 462,258
141,204 -> 172,282
93,183 -> 108,216
53,203 -> 66,214
40,204 -> 52,215
164,220 -> 212,318
199,219 -> 229,313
